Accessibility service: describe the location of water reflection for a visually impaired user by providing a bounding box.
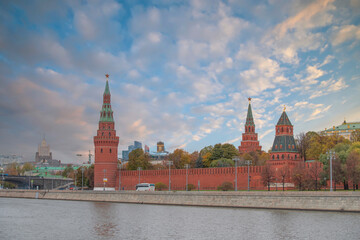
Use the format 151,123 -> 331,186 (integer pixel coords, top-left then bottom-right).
92,202 -> 119,238
1,198 -> 360,240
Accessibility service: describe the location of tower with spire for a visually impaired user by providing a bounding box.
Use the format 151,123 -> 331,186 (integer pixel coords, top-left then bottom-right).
270,106 -> 300,164
239,97 -> 262,154
93,74 -> 119,191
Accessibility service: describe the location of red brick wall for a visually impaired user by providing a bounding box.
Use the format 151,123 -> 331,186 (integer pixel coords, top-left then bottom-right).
116,166 -> 266,191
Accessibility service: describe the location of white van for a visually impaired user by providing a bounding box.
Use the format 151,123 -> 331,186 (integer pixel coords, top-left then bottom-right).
136,183 -> 155,191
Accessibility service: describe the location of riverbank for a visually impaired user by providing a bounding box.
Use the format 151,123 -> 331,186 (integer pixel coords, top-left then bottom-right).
1,190 -> 360,212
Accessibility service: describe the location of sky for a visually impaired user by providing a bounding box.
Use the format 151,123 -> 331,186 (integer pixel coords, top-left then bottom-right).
0,0 -> 359,164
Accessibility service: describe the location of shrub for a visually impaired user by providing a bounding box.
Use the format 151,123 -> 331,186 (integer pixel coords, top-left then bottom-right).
217,181 -> 234,191
187,184 -> 196,191
155,182 -> 167,191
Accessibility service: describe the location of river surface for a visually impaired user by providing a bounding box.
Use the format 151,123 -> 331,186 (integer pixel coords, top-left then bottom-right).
0,197 -> 359,240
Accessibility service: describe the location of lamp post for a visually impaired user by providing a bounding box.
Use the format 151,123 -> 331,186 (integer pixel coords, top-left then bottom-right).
327,150 -> 334,192
137,167 -> 142,184
185,164 -> 189,191
118,161 -> 122,191
167,161 -> 173,191
232,157 -> 240,191
245,160 -> 252,191
103,169 -> 107,191
81,167 -> 84,191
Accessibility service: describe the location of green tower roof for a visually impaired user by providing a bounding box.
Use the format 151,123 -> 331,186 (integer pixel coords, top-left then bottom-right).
99,75 -> 114,122
245,98 -> 255,126
104,79 -> 110,95
277,111 -> 292,126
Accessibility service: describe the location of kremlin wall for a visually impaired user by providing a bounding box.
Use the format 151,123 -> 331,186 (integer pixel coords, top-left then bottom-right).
94,75 -> 314,191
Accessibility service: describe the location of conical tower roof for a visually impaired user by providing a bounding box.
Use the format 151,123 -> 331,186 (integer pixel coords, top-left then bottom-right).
245,97 -> 255,126
99,74 -> 114,122
104,78 -> 110,95
276,110 -> 292,126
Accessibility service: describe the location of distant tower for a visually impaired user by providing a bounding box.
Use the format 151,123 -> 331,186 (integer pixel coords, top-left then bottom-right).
270,106 -> 300,163
157,141 -> 165,152
238,98 -> 262,154
35,137 -> 52,163
93,74 -> 119,191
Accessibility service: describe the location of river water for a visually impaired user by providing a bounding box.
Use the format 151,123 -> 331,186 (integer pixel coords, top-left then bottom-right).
0,197 -> 359,240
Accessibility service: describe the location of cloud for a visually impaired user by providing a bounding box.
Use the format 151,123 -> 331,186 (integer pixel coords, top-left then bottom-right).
332,25 -> 360,46
310,77 -> 348,99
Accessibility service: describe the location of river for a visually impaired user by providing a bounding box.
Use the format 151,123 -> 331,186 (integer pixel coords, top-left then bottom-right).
0,197 -> 359,239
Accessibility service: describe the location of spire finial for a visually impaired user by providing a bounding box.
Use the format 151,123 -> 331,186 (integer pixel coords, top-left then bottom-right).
105,74 -> 109,79
248,97 -> 251,103
283,105 -> 286,112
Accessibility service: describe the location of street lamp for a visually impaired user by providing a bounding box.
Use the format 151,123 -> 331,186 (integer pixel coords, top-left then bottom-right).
326,150 -> 334,192
118,161 -> 122,191
81,167 -> 84,191
103,169 -> 107,191
137,167 -> 142,184
167,161 -> 173,191
232,157 -> 240,191
244,160 -> 252,191
185,164 -> 189,191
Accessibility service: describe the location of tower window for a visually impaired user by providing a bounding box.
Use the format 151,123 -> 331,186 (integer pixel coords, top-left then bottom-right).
109,132 -> 111,136
102,132 -> 104,136
110,149 -> 112,153
101,148 -> 103,153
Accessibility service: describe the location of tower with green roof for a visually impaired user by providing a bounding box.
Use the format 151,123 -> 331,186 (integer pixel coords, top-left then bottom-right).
239,97 -> 262,153
93,74 -> 119,191
270,106 -> 300,163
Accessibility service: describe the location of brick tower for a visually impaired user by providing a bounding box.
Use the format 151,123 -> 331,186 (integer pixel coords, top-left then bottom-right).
239,97 -> 262,153
93,74 -> 119,191
270,106 -> 300,165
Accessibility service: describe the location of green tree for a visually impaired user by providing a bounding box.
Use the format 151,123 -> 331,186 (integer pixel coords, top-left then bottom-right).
350,130 -> 360,142
62,165 -> 74,178
217,181 -> 234,191
155,182 -> 167,191
22,162 -> 34,172
127,148 -> 152,170
210,158 -> 234,168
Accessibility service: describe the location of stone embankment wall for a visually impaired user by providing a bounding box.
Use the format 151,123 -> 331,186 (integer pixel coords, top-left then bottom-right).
1,190 -> 360,212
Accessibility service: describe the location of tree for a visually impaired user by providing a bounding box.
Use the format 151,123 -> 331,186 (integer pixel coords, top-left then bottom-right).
307,161 -> 322,190
22,162 -> 34,172
189,151 -> 199,168
296,132 -> 311,161
168,149 -> 190,169
127,148 -> 152,170
306,132 -> 350,160
62,165 -> 74,178
155,182 -> 167,191
210,158 -> 234,168
292,163 -> 306,191
5,163 -> 21,175
199,145 -> 213,168
345,151 -> 360,191
203,143 -> 239,167
278,163 -> 289,191
261,164 -> 274,191
350,130 -> 360,142
217,181 -> 234,191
